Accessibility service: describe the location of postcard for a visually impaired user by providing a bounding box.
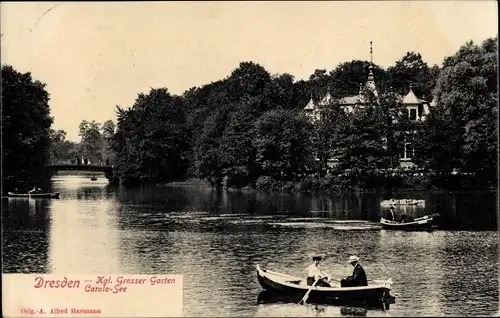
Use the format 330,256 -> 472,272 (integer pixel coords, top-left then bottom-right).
2,1 -> 498,317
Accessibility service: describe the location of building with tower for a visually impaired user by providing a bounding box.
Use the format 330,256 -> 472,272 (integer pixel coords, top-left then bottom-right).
303,42 -> 434,169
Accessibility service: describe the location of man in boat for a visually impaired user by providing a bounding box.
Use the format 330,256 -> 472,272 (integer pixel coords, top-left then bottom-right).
400,212 -> 414,223
306,254 -> 331,287
341,255 -> 367,287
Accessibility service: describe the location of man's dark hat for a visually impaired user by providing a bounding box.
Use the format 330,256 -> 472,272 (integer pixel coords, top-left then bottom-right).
312,253 -> 324,261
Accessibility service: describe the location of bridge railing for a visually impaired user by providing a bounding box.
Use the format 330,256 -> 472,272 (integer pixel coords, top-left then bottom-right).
49,160 -> 111,167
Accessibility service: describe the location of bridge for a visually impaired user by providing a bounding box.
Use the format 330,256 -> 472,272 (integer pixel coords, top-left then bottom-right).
46,161 -> 115,181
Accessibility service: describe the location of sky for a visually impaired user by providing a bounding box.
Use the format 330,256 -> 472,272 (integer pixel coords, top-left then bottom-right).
1,1 -> 498,141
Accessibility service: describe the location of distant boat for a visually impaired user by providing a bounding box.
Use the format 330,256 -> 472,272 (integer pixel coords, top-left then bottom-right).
7,192 -> 60,199
380,199 -> 426,207
256,265 -> 395,306
91,176 -> 97,181
380,214 -> 438,230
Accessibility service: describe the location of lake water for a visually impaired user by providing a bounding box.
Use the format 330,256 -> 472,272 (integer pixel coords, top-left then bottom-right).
2,175 -> 499,316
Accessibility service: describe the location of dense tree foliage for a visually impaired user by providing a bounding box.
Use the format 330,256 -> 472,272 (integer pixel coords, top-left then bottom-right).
48,129 -> 78,163
2,65 -> 53,192
48,120 -> 115,166
386,52 -> 440,100
310,101 -> 347,176
111,88 -> 190,184
91,36 -> 496,191
253,108 -> 312,181
414,37 -> 498,186
329,61 -> 388,97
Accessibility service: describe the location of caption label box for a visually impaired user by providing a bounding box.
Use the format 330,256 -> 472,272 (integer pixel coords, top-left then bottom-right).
2,274 -> 183,317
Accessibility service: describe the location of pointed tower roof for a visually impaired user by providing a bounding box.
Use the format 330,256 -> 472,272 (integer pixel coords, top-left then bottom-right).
304,95 -> 316,110
318,91 -> 333,106
402,84 -> 423,104
364,65 -> 378,97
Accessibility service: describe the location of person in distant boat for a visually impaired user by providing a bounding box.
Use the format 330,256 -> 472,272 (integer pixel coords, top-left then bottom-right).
385,206 -> 396,221
341,255 -> 367,287
306,254 -> 331,287
400,212 -> 414,223
28,186 -> 42,194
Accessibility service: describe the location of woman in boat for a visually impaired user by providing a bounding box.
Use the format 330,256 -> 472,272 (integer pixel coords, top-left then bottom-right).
306,254 -> 331,287
341,256 -> 367,287
384,206 -> 396,221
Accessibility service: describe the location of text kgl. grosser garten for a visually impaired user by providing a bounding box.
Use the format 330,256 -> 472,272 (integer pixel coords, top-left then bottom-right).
33,276 -> 176,293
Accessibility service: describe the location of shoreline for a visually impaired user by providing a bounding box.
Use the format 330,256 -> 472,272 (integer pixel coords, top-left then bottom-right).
152,175 -> 496,194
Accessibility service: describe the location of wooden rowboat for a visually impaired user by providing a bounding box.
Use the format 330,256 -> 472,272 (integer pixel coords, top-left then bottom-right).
7,192 -> 60,199
256,265 -> 395,306
380,214 -> 436,230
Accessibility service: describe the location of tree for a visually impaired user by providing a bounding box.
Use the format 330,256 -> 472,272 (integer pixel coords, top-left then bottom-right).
101,120 -> 115,142
226,61 -> 271,101
253,108 -> 312,181
415,36 -> 497,186
387,52 -> 439,100
413,109 -> 463,175
219,97 -> 262,188
193,103 -> 233,186
310,100 -> 348,176
192,61 -> 274,188
100,120 -> 115,165
291,79 -> 313,111
112,88 -> 190,183
336,90 -> 390,187
329,60 -> 387,98
48,129 -> 78,163
379,90 -> 413,169
78,120 -> 105,164
2,65 -> 53,192
263,73 -> 296,110
309,69 -> 331,101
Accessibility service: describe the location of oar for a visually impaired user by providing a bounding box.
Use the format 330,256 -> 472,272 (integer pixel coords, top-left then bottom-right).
298,277 -> 320,305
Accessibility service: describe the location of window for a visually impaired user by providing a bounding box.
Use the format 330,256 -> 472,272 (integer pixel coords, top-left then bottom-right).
402,132 -> 415,160
405,143 -> 414,159
409,108 -> 418,121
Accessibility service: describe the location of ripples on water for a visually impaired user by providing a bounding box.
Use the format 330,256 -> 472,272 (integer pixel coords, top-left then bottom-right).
2,176 -> 498,317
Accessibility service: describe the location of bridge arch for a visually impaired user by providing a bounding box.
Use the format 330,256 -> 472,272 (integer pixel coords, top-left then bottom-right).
46,162 -> 115,182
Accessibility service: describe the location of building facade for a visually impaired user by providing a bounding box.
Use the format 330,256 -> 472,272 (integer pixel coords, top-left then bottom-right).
303,63 -> 434,169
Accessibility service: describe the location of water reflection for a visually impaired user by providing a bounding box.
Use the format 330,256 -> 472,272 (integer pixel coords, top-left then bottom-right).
2,198 -> 51,273
437,231 -> 498,315
253,303 -> 383,317
377,231 -> 444,315
48,198 -> 121,273
2,176 -> 498,316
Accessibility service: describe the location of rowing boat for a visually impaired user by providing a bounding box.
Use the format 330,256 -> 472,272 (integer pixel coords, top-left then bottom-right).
380,214 -> 436,230
7,192 -> 60,199
256,265 -> 395,306
380,199 -> 426,207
